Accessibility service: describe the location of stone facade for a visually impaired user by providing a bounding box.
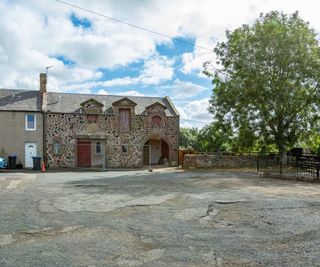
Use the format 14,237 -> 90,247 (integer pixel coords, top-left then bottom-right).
0,74 -> 180,169
45,100 -> 179,168
183,154 -> 258,168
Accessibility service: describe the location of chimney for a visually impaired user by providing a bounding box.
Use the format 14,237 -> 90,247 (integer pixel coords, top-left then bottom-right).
39,73 -> 47,111
40,73 -> 47,94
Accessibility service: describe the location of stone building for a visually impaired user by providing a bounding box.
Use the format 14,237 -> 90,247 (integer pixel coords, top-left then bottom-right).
0,74 -> 179,169
1,73 -> 178,169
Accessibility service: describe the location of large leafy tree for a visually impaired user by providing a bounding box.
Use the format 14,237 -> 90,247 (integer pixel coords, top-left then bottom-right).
206,11 -> 320,159
197,122 -> 232,152
179,123 -> 232,152
179,127 -> 200,150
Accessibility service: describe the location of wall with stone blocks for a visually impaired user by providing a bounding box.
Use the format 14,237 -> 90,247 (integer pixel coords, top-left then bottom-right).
45,109 -> 179,168
183,154 -> 258,168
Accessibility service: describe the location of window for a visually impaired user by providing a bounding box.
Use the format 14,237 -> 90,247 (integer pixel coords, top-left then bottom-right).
119,109 -> 131,132
122,143 -> 128,153
87,114 -> 98,123
96,142 -> 101,154
152,115 -> 162,124
53,140 -> 62,155
25,114 -> 36,131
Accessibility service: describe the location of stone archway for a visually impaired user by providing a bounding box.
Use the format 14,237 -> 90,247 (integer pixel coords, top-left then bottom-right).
142,134 -> 172,166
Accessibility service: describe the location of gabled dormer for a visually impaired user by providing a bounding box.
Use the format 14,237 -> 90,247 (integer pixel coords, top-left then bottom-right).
112,97 -> 137,108
80,98 -> 104,114
112,97 -> 137,132
145,102 -> 168,127
145,102 -> 167,115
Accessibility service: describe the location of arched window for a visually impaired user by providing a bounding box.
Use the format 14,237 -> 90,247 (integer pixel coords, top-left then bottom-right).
152,115 -> 162,124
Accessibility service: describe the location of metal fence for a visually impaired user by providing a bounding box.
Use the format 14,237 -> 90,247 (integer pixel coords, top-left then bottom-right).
256,154 -> 320,181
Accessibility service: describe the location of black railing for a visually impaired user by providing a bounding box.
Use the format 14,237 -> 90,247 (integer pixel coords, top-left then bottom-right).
257,154 -> 320,181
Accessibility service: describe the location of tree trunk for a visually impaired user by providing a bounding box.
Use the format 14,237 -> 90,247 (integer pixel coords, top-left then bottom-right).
278,146 -> 287,164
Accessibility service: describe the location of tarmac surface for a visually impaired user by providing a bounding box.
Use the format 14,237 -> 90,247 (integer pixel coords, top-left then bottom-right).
0,169 -> 320,267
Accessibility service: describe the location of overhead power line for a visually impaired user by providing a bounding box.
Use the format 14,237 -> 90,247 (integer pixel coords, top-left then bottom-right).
55,0 -> 212,52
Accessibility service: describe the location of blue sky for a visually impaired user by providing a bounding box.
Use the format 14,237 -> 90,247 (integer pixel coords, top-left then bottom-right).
0,0 -> 319,127
68,13 -> 212,102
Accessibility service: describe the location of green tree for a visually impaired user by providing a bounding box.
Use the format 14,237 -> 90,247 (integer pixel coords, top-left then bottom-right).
197,122 -> 232,152
205,11 -> 320,160
179,127 -> 199,150
303,129 -> 320,155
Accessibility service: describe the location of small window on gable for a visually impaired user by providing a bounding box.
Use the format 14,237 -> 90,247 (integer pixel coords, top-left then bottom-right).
53,140 -> 62,155
122,143 -> 128,153
25,114 -> 36,131
87,114 -> 98,123
96,142 -> 101,154
152,115 -> 162,124
119,109 -> 131,132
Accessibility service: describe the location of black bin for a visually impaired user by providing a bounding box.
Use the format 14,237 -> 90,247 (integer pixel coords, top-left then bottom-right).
32,157 -> 42,170
8,156 -> 17,169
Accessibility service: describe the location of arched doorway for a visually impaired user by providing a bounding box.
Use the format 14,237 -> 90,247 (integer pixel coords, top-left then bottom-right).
143,139 -> 170,165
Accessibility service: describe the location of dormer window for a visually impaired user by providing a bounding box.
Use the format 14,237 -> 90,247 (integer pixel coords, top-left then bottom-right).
119,109 -> 131,132
145,102 -> 167,115
80,99 -> 103,114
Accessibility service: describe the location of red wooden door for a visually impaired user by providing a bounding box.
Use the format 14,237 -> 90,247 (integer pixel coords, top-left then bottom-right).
77,140 -> 91,167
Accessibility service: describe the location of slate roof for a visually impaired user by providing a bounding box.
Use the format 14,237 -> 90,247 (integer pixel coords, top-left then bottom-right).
0,89 -> 41,111
0,89 -> 179,116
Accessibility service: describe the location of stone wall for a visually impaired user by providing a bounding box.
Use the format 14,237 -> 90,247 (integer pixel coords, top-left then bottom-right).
45,108 -> 179,168
183,154 -> 258,168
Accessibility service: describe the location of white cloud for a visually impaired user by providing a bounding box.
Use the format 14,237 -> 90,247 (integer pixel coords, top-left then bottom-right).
176,97 -> 213,128
1,0 -> 320,92
181,40 -> 215,77
138,55 -> 174,85
159,79 -> 207,99
113,90 -> 145,97
83,88 -> 146,97
96,89 -> 108,95
61,54 -> 173,92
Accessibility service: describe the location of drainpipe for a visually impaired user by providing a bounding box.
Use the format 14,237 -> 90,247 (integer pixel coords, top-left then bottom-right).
149,145 -> 151,171
42,111 -> 47,167
177,115 -> 180,167
39,73 -> 48,167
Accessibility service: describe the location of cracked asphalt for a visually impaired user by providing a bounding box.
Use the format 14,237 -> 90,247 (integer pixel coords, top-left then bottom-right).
1,169 -> 320,267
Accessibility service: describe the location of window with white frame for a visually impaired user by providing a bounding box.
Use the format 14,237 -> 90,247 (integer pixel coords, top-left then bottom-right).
25,114 -> 36,131
53,139 -> 62,155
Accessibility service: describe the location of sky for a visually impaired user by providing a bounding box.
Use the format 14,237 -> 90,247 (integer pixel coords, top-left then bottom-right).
0,0 -> 319,128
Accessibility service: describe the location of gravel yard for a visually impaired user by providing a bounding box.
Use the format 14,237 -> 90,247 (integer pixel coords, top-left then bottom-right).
0,169 -> 320,266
